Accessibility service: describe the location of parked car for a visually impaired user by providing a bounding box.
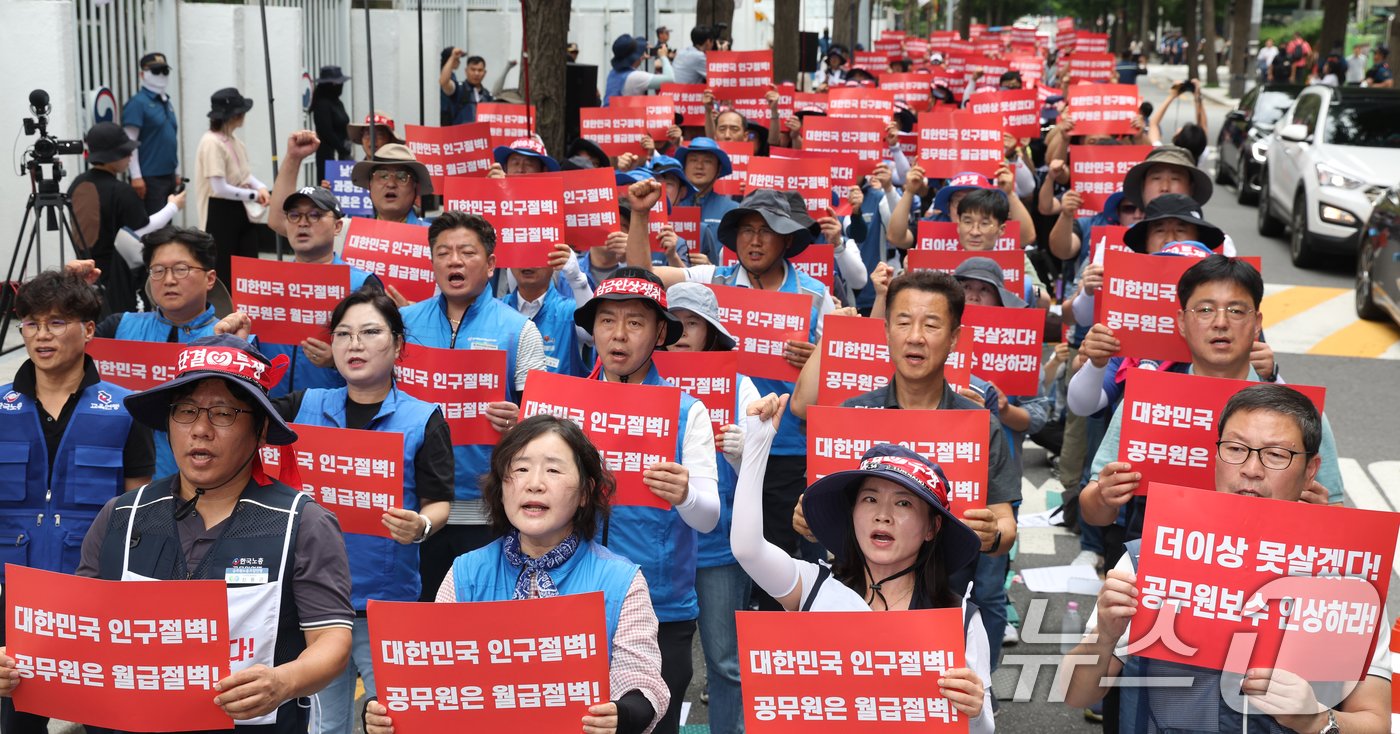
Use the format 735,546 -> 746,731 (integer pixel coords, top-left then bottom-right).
1356,183 -> 1400,326
1214,83 -> 1304,205
1257,86 -> 1400,268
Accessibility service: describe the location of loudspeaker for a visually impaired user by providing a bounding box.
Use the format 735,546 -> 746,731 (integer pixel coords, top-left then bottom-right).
565,63 -> 600,145
798,31 -> 821,73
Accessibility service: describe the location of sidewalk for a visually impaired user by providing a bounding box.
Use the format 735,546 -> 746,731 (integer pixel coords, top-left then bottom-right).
1144,62 -> 1249,107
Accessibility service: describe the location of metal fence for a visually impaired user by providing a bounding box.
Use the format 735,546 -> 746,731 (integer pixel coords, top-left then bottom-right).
72,0 -> 152,128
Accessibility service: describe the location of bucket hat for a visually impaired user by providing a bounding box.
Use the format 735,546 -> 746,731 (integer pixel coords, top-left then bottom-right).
208,88 -> 254,120
1122,145 -> 1213,208
676,137 -> 733,179
954,257 -> 1026,308
1122,193 -> 1226,252
717,189 -> 821,258
666,282 -> 736,350
493,137 -> 561,173
84,122 -> 138,164
350,143 -> 434,194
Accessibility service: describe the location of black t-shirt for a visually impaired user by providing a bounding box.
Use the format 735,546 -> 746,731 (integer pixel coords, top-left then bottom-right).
12,356 -> 155,479
272,390 -> 455,504
67,168 -> 149,264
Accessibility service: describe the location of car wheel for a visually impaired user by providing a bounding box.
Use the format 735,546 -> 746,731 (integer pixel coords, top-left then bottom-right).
1356,241 -> 1386,321
1236,155 -> 1258,206
1289,190 -> 1322,268
1256,169 -> 1284,237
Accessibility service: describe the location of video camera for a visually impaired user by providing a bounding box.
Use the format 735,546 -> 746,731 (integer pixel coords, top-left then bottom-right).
23,89 -> 83,168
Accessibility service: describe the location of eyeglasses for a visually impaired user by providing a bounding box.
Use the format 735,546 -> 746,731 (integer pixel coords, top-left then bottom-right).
1119,203 -> 1139,214
148,264 -> 209,281
1186,305 -> 1256,323
1215,440 -> 1307,471
737,226 -> 778,240
331,327 -> 392,345
18,319 -> 73,336
285,210 -> 329,224
371,170 -> 414,184
169,403 -> 249,427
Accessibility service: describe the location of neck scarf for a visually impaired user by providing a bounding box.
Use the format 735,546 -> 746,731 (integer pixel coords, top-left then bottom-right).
502,530 -> 580,600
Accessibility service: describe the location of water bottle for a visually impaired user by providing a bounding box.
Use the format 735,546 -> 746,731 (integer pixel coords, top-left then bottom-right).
1062,601 -> 1083,654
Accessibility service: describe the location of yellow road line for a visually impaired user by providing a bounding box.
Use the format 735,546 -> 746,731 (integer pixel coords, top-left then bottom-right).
1306,319 -> 1400,358
1261,286 -> 1349,330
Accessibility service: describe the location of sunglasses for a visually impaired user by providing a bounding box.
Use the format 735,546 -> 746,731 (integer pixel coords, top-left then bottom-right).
147,64 -> 171,75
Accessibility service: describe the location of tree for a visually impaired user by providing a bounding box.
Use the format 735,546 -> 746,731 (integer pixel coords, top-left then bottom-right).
774,0 -> 802,82
956,0 -> 972,39
1317,0 -> 1350,64
696,0 -> 738,42
833,0 -> 860,50
1184,0 -> 1202,81
1227,0 -> 1253,96
1201,0 -> 1221,86
523,0 -> 571,157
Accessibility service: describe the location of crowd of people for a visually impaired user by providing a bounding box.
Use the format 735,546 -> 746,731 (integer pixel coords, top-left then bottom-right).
0,18 -> 1392,734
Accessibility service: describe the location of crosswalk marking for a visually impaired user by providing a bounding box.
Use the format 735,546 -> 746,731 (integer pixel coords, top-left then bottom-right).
1337,458 -> 1400,581
1369,461 -> 1400,505
1016,478 -> 1069,555
1260,284 -> 1400,359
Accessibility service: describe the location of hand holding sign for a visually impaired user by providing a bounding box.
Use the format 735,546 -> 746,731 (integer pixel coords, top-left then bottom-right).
1096,461 -> 1142,507
212,663 -> 291,720
643,462 -> 691,507
1095,567 -> 1140,643
1080,323 -> 1120,368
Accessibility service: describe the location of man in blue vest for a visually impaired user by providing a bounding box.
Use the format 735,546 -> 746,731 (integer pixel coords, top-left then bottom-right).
0,271 -> 154,733
573,268 -> 719,734
623,180 -> 836,606
400,210 -> 547,599
122,51 -> 180,214
676,137 -> 738,264
1060,383 -> 1390,732
504,243 -> 592,377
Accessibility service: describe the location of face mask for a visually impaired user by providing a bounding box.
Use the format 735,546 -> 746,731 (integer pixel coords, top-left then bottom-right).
567,154 -> 596,169
141,70 -> 169,94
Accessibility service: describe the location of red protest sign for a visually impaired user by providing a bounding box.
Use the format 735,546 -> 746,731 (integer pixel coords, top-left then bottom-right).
808,406 -> 990,512
743,157 -> 832,216
738,607 -> 969,731
579,107 -> 646,158
906,249 -> 1025,295
1070,144 -> 1153,212
86,337 -> 184,391
816,314 -> 892,406
231,256 -> 349,345
474,103 -> 535,148
798,116 -> 886,180
610,95 -> 677,140
1087,224 -> 1132,263
793,91 -> 829,115
1117,368 -> 1327,493
1056,30 -> 1079,55
1067,82 -> 1139,136
967,89 -> 1040,139
1130,484 -> 1398,678
851,51 -> 891,71
880,73 -> 933,110
369,592 -> 610,730
670,205 -> 702,248
6,565 -> 231,731
961,304 -> 1042,396
905,38 -> 930,61
1007,55 -> 1044,89
559,167 -> 621,250
827,87 -> 897,121
395,345 -> 507,446
522,371 -> 680,509
652,350 -> 739,434
343,217 -> 437,303
261,424 -> 404,537
708,50 -> 774,100
729,82 -> 795,128
1067,54 -> 1117,84
1075,32 -> 1110,54
1056,17 -> 1075,31
771,147 -> 859,190
915,220 -> 1021,251
707,283 -> 812,382
1010,27 -> 1038,46
714,141 -> 752,197
660,83 -> 707,126
718,243 -> 835,289
404,122 -> 494,189
929,31 -> 960,53
916,110 -> 1005,179
444,176 -> 565,267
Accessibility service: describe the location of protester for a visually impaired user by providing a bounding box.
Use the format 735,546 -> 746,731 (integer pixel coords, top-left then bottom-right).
67,121 -> 184,313
676,137 -> 739,263
503,243 -> 593,376
0,271 -> 154,733
820,45 -> 849,89
1121,144 -> 1213,208
275,289 -> 452,734
363,414 -> 669,734
1059,384 -> 1390,732
731,394 -> 993,733
673,25 -> 714,84
196,87 -> 271,284
605,34 -> 674,105
1148,81 -> 1209,162
491,137 -> 561,177
310,65 -> 353,175
400,211 -> 547,599
572,269 -> 720,734
440,49 -> 504,124
662,281 -> 759,734
122,51 -> 181,214
346,111 -> 404,159
350,141 -> 434,225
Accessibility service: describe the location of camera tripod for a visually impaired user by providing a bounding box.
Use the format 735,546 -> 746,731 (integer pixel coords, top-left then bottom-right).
0,158 -> 90,355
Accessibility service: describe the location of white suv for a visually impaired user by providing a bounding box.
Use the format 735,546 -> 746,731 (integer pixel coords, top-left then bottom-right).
1256,85 -> 1400,268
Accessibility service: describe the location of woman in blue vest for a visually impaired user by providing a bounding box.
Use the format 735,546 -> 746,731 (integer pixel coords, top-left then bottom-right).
661,282 -> 759,734
363,414 -> 668,734
270,288 -> 453,734
732,394 -> 995,734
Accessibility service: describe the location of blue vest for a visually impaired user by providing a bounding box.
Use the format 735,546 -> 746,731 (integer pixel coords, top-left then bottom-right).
294,387 -> 439,608
678,189 -> 739,264
401,291 -> 527,501
114,305 -> 220,479
712,262 -> 826,456
452,538 -> 638,658
603,69 -> 631,107
1119,540 -> 1298,734
593,363 -> 701,622
0,380 -> 134,582
696,374 -> 751,569
854,189 -> 887,312
504,288 -> 585,377
264,260 -> 376,397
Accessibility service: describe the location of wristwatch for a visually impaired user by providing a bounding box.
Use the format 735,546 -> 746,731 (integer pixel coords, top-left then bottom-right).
987,529 -> 1003,554
1318,709 -> 1339,734
413,515 -> 433,544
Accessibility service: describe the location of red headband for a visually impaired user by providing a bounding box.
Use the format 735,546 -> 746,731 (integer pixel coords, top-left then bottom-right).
859,455 -> 950,509
595,277 -> 668,308
177,346 -> 289,393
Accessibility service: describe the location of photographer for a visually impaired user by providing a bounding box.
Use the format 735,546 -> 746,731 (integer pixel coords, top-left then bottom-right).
67,121 -> 184,314
1147,79 -> 1209,164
